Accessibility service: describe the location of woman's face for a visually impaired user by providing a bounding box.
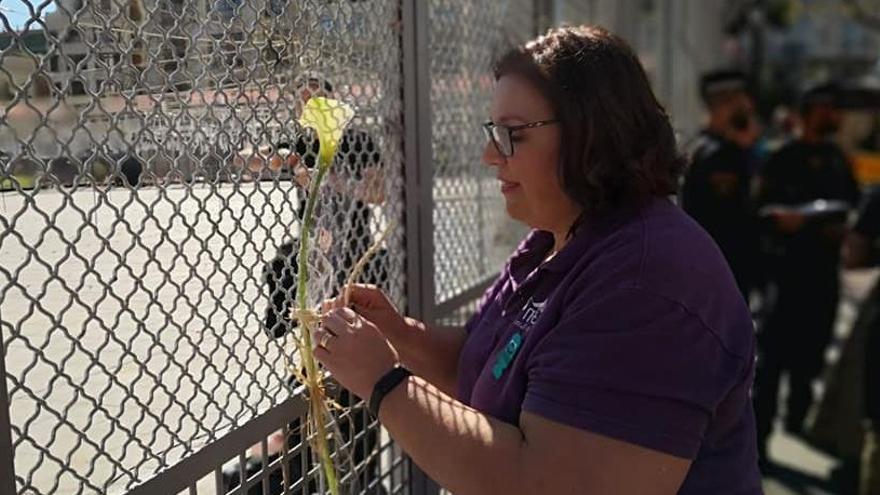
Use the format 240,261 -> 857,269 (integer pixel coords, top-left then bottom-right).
483,75 -> 581,233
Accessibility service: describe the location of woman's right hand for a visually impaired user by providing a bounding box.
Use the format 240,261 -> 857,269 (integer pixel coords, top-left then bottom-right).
323,284 -> 416,359
323,284 -> 466,396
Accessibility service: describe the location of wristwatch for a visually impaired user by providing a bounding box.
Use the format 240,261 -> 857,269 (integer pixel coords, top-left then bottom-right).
369,366 -> 412,419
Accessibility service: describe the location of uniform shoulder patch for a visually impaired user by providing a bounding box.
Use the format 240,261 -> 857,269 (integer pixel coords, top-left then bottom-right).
689,134 -> 722,163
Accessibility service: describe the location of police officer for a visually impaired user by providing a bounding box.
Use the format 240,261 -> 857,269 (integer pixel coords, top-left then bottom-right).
682,70 -> 761,300
753,82 -> 861,466
842,186 -> 880,493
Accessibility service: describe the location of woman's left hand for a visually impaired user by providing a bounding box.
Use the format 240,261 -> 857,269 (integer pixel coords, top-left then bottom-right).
313,307 -> 398,400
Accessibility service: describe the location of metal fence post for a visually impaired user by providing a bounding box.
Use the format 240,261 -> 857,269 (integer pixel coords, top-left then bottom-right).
401,0 -> 436,330
0,330 -> 18,495
401,0 -> 441,493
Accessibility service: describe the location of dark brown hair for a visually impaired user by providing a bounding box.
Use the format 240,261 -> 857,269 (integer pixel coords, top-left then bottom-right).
495,26 -> 684,220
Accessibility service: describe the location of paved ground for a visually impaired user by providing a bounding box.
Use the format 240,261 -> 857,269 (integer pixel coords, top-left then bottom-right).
763,430 -> 839,494
762,269 -> 879,495
1,184 -> 303,494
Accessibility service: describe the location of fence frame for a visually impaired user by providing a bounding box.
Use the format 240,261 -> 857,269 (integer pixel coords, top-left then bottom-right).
125,394 -> 308,495
401,0 -> 442,493
0,333 -> 17,495
401,0 -> 435,329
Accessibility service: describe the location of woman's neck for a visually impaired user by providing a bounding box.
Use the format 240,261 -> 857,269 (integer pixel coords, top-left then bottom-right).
548,213 -> 581,255
550,233 -> 568,256
537,205 -> 584,257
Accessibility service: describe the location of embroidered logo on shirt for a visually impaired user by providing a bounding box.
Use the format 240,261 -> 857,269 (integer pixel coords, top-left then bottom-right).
491,298 -> 547,380
514,297 -> 547,332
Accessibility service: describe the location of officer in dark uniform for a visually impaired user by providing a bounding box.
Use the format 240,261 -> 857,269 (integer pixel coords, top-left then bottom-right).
682,70 -> 761,300
753,82 -> 861,466
842,186 -> 880,493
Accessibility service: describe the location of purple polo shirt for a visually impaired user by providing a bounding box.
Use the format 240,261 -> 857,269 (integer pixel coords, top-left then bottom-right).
457,198 -> 762,494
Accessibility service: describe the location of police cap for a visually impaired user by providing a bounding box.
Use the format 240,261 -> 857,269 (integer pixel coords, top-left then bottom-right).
799,82 -> 841,113
700,69 -> 751,104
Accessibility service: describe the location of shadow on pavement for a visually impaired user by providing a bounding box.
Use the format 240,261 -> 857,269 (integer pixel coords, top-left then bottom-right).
763,460 -> 841,495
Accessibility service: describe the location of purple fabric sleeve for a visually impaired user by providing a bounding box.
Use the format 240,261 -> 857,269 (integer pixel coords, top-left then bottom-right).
523,287 -> 746,459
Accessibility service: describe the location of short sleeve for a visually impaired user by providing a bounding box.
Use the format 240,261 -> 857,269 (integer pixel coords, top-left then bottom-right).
681,145 -> 746,231
755,149 -> 786,207
854,189 -> 880,239
523,287 -> 747,459
680,153 -> 714,217
837,149 -> 861,207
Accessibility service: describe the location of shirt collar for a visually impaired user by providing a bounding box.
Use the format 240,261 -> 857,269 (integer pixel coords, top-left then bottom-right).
542,200 -> 650,273
505,230 -> 553,288
504,199 -> 653,283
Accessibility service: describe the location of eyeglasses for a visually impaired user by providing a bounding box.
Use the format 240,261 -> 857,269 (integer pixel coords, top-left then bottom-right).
482,119 -> 559,157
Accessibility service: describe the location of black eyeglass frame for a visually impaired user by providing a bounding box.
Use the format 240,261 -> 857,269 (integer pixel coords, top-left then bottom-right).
482,119 -> 560,157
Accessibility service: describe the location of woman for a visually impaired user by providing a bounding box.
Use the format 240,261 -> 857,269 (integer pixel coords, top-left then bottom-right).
314,26 -> 762,494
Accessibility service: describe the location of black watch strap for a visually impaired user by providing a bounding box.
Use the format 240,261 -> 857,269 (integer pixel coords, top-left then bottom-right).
369,366 -> 412,418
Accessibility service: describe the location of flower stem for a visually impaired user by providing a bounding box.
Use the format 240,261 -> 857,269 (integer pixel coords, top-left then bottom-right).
297,165 -> 328,307
296,163 -> 340,495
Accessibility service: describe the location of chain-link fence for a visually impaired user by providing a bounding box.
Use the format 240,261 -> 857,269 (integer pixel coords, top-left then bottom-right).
0,0 -> 607,494
428,0 -> 532,318
0,0 -> 405,493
